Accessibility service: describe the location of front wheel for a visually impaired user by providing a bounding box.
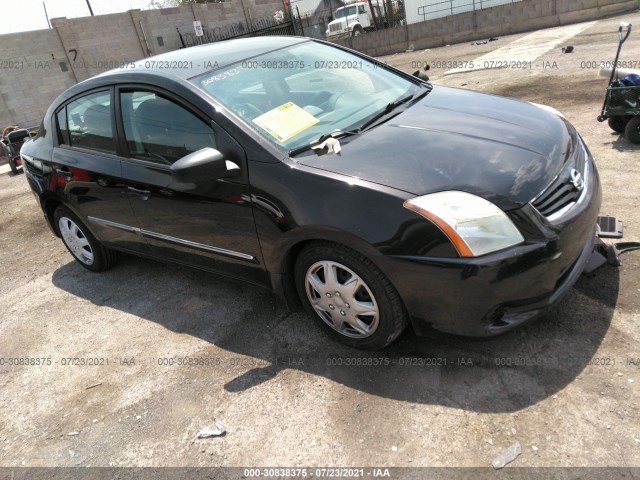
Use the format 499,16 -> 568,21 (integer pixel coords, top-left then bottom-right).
625,116 -> 640,144
352,25 -> 363,37
54,206 -> 118,272
295,242 -> 408,349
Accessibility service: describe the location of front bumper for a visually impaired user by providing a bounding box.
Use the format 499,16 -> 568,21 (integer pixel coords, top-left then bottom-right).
383,150 -> 602,337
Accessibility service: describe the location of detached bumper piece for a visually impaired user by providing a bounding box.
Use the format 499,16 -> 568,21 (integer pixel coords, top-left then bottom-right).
584,215 -> 640,273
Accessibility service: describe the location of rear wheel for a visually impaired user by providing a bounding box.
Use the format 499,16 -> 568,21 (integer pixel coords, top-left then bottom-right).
608,116 -> 629,133
54,206 -> 117,272
624,116 -> 640,144
295,242 -> 408,349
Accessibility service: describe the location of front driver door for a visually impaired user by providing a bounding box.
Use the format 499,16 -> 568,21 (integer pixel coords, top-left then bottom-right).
117,88 -> 267,286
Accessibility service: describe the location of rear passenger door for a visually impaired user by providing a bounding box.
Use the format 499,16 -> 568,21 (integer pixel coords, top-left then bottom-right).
53,89 -> 145,252
116,87 -> 266,285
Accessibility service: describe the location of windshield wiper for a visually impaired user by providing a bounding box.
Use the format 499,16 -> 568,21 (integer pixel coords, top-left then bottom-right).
289,129 -> 356,156
357,93 -> 415,132
289,89 -> 429,157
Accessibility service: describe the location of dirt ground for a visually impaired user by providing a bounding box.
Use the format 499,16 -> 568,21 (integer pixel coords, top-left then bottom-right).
1,12 -> 639,476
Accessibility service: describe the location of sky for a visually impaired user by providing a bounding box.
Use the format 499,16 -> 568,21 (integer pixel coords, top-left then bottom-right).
0,0 -> 153,35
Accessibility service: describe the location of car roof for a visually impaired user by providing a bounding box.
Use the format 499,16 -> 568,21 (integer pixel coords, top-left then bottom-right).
96,36 -> 313,81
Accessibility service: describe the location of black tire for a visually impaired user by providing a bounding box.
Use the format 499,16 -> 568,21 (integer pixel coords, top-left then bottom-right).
352,25 -> 363,37
9,157 -> 22,175
625,116 -> 640,144
54,206 -> 118,272
608,116 -> 629,133
294,242 -> 408,350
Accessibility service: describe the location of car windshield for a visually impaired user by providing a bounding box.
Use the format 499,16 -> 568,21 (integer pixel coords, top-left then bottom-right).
191,40 -> 421,153
335,6 -> 357,18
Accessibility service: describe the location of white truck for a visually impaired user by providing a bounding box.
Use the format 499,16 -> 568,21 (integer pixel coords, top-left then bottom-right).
325,1 -> 381,38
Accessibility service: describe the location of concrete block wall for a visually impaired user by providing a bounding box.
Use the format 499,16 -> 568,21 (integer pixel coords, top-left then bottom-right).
0,0 -> 285,128
0,0 -> 632,128
333,0 -> 639,56
138,0 -> 284,56
245,0 -> 286,20
0,29 -> 76,127
196,1 -> 244,28
195,2 -> 248,39
52,13 -> 147,82
134,7 -> 198,55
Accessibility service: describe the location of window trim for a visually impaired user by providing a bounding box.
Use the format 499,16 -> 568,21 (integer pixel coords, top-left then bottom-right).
115,84 -> 218,168
53,87 -> 119,156
52,82 -> 249,180
55,106 -> 69,146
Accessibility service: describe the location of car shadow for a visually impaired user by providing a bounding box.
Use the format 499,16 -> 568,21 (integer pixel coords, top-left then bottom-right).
51,253 -> 618,413
607,133 -> 640,151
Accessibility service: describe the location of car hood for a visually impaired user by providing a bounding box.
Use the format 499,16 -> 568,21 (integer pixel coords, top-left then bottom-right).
297,85 -> 577,211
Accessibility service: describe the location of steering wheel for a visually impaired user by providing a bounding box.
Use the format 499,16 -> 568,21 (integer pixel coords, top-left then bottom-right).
319,93 -> 345,112
235,103 -> 263,120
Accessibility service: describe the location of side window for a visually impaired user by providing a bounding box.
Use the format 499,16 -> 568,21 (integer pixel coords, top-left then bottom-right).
65,91 -> 115,154
358,5 -> 365,13
120,91 -> 216,165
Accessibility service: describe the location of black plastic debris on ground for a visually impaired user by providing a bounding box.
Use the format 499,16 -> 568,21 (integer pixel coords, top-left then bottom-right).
471,37 -> 498,45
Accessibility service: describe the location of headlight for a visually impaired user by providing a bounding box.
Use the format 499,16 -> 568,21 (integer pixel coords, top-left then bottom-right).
403,191 -> 525,257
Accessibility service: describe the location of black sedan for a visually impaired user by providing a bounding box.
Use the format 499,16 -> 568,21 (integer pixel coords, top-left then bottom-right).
21,36 -> 601,349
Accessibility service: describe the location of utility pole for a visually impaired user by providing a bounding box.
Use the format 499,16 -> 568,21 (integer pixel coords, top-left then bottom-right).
43,2 -> 51,28
86,0 -> 94,16
367,0 -> 380,30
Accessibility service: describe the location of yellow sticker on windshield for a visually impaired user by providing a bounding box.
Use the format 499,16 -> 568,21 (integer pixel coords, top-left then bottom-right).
252,102 -> 319,142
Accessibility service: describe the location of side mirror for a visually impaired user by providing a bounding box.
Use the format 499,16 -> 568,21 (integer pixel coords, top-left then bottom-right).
170,147 -> 240,183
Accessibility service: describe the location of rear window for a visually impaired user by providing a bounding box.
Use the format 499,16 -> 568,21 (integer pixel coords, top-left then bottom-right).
58,91 -> 115,154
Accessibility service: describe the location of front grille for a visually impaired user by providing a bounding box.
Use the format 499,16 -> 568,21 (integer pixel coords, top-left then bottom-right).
23,158 -> 41,177
532,179 -> 582,217
329,23 -> 342,32
531,141 -> 587,220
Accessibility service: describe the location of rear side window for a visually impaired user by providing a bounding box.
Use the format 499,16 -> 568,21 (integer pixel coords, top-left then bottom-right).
120,90 -> 216,165
61,91 -> 115,154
